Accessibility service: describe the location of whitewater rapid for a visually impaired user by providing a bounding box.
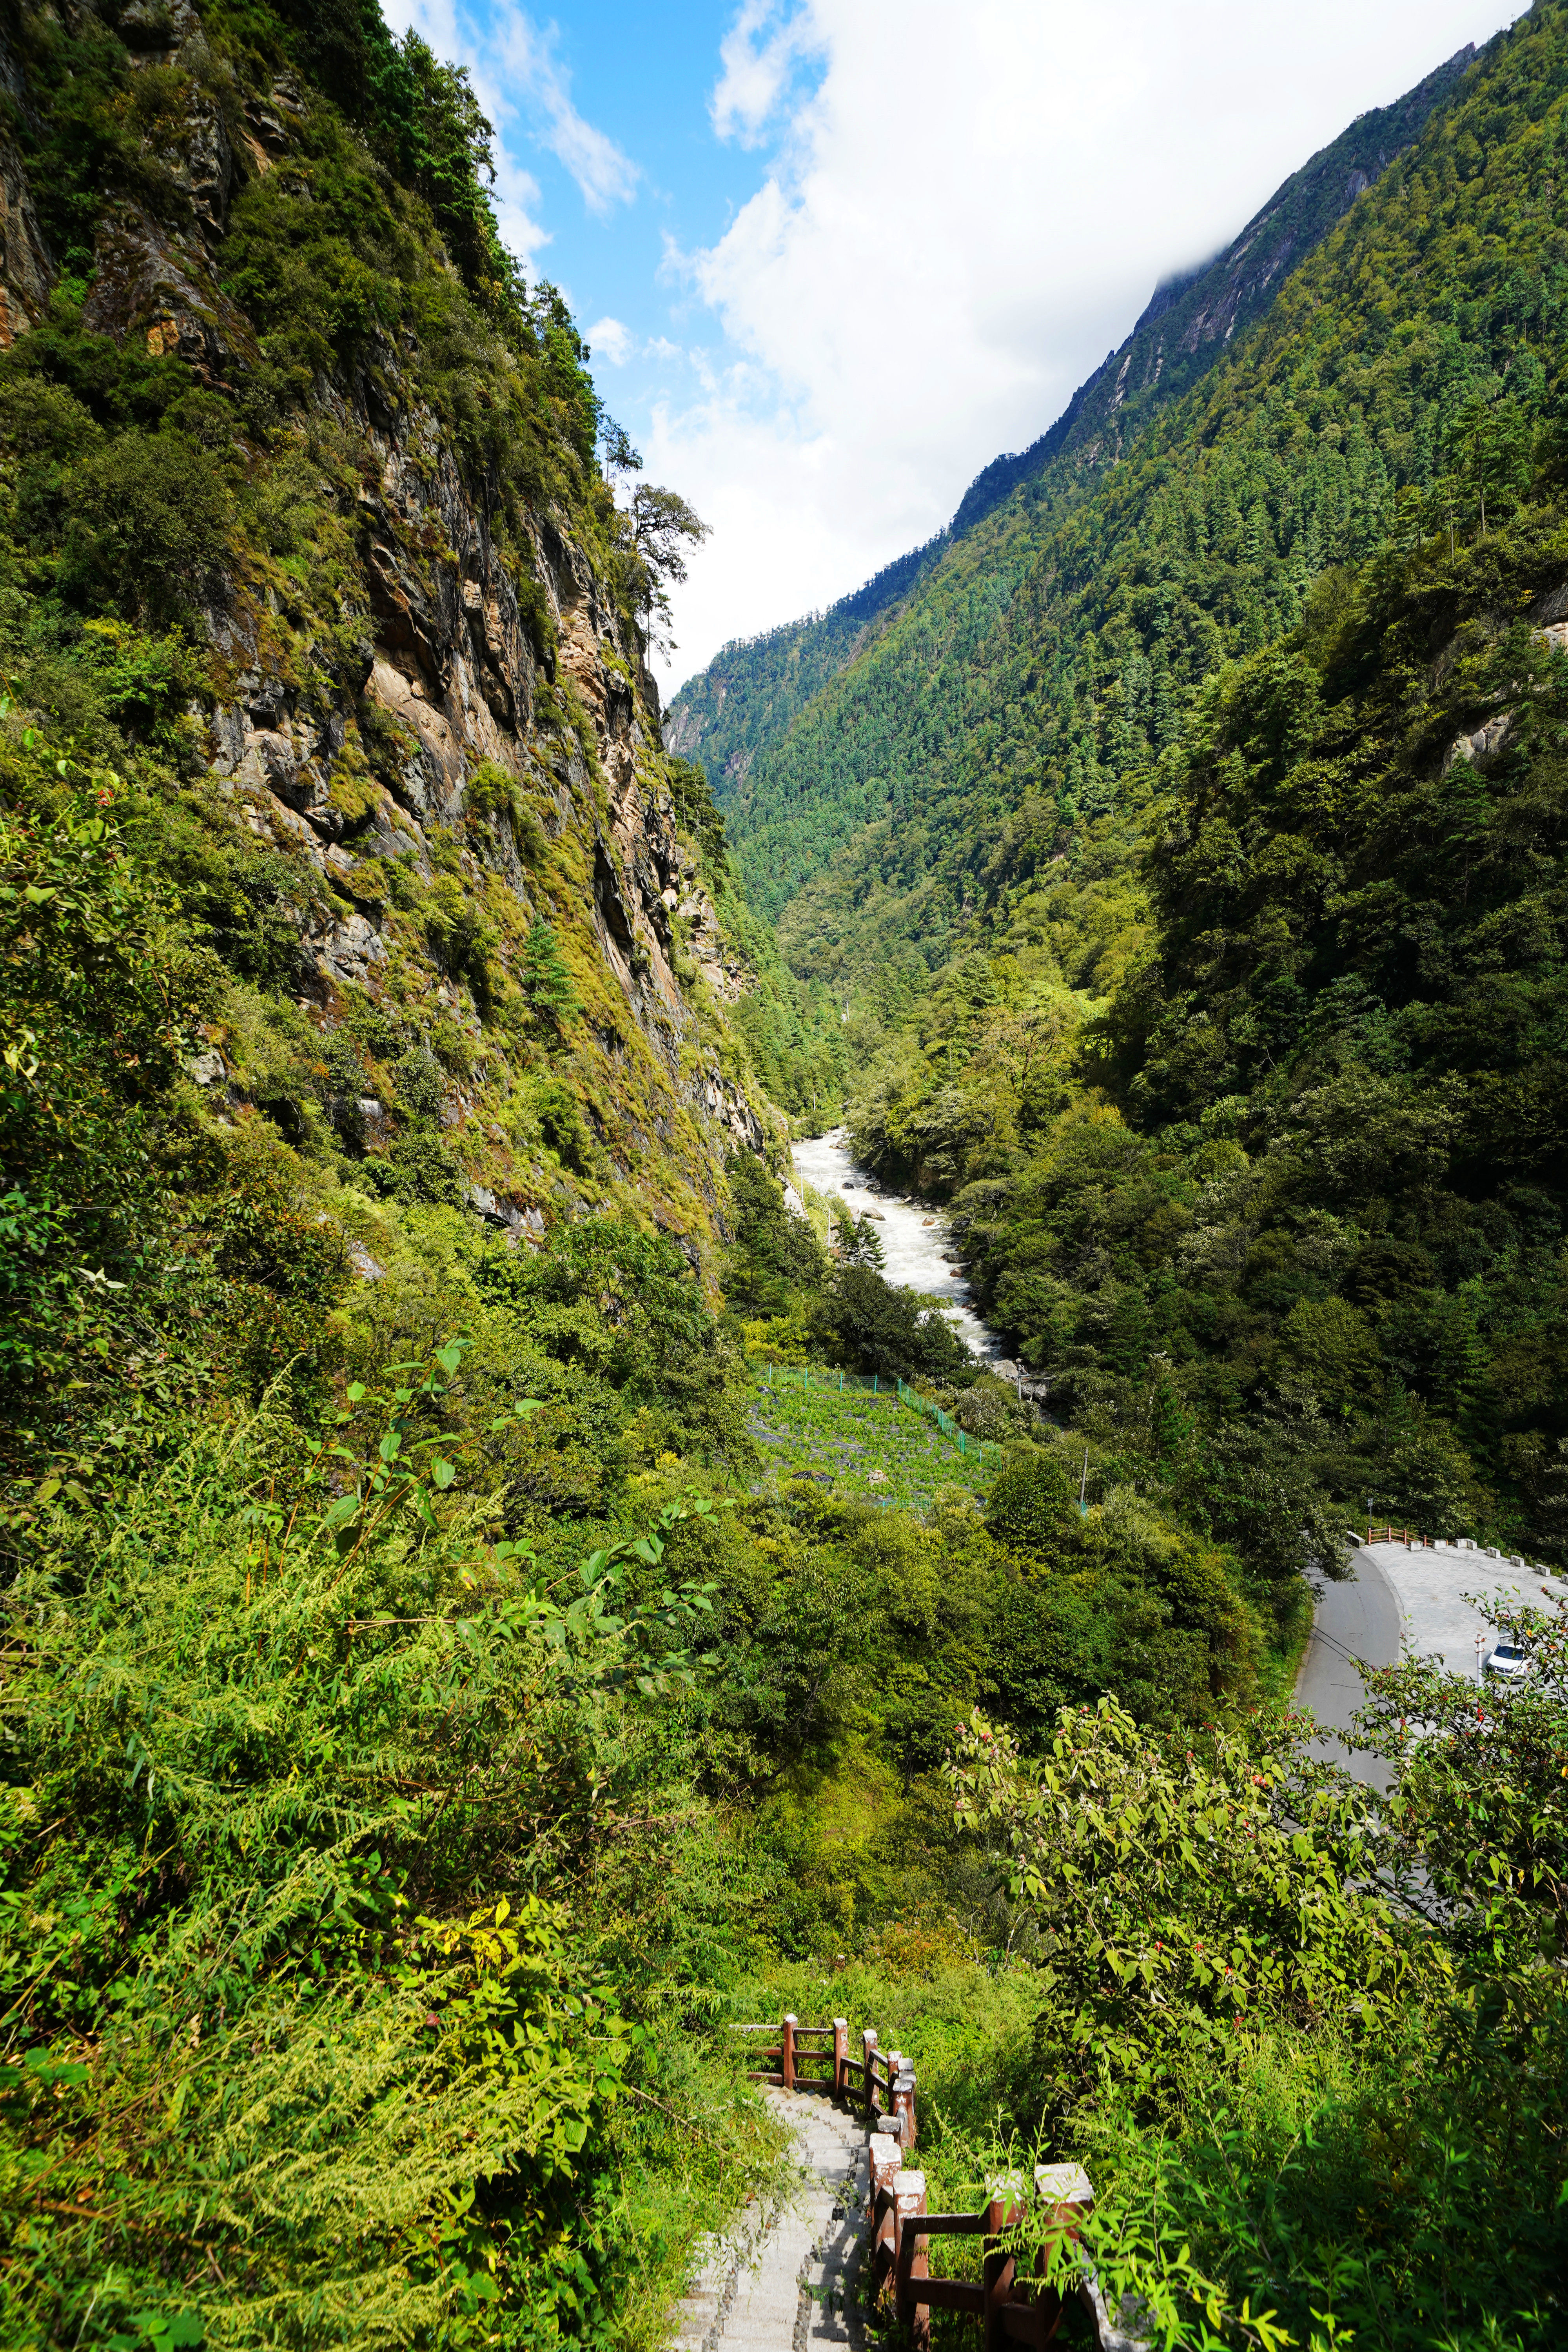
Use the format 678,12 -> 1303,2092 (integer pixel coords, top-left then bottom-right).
789,1126 -> 1001,1363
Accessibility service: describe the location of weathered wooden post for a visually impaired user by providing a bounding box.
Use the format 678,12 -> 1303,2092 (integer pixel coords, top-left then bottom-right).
862,2027 -> 878,2118
869,2129 -> 902,2246
781,2013 -> 797,2092
985,2171 -> 1029,2235
832,2016 -> 848,2094
892,2063 -> 918,2148
1033,2163 -> 1093,2251
880,2049 -> 905,2136
1034,2164 -> 1094,2336
893,2171 -> 928,2342
982,2247 -> 1013,2352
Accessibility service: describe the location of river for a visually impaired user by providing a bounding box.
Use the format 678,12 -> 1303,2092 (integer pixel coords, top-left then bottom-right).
789,1126 -> 1002,1362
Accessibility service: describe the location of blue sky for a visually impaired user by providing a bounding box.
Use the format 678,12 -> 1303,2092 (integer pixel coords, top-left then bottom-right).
384,1 -> 1524,688
399,2 -> 790,420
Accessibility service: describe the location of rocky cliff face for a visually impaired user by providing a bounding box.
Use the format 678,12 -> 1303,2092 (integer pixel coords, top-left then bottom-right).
0,0 -> 773,1256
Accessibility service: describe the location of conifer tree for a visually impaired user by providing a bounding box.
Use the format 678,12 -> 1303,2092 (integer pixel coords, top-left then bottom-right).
521,916 -> 577,1028
850,1212 -> 886,1271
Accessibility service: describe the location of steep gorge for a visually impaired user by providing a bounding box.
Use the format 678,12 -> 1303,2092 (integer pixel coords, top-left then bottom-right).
3,9 -> 1568,2348
673,1 -> 1568,1562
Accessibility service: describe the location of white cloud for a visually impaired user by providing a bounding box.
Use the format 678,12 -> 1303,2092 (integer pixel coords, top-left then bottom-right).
588,315 -> 634,365
383,0 -> 636,228
655,0 -> 1523,683
711,0 -> 824,145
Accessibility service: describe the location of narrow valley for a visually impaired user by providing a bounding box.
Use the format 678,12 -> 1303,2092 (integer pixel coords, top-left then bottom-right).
1,3 -> 1564,2348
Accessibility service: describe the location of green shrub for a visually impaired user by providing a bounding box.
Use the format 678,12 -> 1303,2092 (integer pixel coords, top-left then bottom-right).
60,430 -> 232,624
985,1444 -> 1075,1544
533,1074 -> 594,1173
394,1045 -> 445,1122
369,1128 -> 464,1205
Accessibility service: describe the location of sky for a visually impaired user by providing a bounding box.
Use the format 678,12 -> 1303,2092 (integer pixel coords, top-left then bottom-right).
380,0 -> 1525,691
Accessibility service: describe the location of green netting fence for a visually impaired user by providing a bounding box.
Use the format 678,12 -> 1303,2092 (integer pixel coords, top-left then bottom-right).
755,1361 -> 989,1468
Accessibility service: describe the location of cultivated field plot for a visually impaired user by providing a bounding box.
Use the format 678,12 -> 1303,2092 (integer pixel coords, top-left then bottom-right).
747,1374 -> 991,1514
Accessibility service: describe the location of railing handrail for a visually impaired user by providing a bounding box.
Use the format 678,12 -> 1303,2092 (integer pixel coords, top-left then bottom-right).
732,2018 -> 1132,2350
733,2012 -> 917,2141
870,2136 -> 1101,2352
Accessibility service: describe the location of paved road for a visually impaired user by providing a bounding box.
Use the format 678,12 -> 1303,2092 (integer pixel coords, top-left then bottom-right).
1296,1547 -> 1401,1791
1296,1539 -> 1567,1788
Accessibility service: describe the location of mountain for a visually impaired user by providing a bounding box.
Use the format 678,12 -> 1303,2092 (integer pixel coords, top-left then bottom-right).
665,40 -> 1474,835
0,0 -> 803,2336
5,9 -> 1568,2347
662,528 -> 947,803
948,40 -> 1476,534
670,0 -> 1568,1563
0,0 -> 784,1368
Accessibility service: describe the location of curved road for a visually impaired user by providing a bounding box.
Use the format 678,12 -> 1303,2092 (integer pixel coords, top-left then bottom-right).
1296,1547 -> 1401,1791
1296,1539 -> 1566,1788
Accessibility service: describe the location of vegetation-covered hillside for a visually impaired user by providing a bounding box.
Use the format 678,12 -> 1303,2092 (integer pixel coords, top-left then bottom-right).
671,2 -> 1568,1563
0,0 -> 787,1336
4,5 -> 1567,2350
665,35 -> 1474,905
950,42 -> 1476,537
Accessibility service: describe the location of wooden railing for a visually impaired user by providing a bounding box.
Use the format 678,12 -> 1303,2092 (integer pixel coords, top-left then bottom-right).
869,2143 -> 1098,2352
735,2018 -> 1127,2350
735,2014 -> 918,2143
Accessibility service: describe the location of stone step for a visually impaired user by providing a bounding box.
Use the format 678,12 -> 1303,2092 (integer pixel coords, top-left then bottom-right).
665,2085 -> 878,2352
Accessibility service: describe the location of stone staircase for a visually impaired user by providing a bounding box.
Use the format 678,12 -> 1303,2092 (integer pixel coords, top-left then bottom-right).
669,2088 -> 867,2352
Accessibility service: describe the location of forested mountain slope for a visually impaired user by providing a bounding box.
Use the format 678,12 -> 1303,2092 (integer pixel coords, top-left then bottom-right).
709,1 -> 1568,1562
662,528 -> 947,813
702,15 -> 1551,947
666,37 -> 1474,887
0,7 -> 802,2334
951,38 -> 1476,535
3,6 -> 1567,2347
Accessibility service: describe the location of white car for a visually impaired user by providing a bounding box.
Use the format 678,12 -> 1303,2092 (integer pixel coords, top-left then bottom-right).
1483,1640 -> 1532,1682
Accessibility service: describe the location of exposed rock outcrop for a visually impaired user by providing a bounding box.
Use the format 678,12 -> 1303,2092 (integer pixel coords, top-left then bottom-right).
0,127 -> 51,347
0,0 -> 776,1247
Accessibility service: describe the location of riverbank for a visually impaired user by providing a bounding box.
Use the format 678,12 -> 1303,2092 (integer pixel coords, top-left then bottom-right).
790,1128 -> 1000,1361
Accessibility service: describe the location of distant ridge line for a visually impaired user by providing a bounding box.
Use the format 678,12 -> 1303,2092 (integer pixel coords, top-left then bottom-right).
947,39 -> 1475,539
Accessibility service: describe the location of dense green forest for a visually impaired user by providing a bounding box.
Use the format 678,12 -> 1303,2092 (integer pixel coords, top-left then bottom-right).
2,1 -> 1567,2348
665,35 -> 1473,905
678,1 -> 1568,1563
